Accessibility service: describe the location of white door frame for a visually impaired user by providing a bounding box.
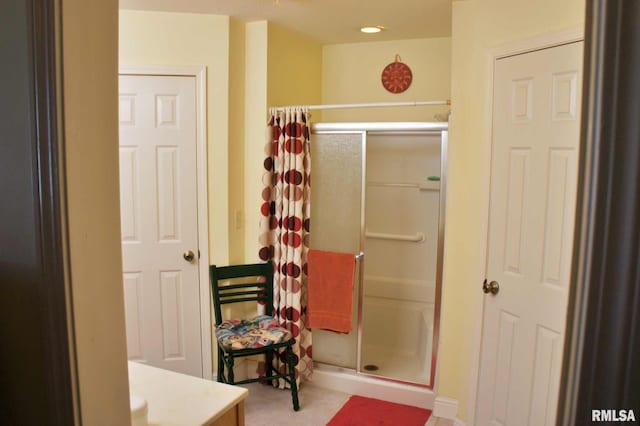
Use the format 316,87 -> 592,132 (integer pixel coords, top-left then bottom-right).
119,66 -> 212,379
466,28 -> 583,425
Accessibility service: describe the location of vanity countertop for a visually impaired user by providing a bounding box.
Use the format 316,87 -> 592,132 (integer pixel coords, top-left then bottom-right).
128,361 -> 248,425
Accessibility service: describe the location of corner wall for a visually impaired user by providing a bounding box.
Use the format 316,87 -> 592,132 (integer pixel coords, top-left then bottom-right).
267,23 -> 324,109
63,0 -> 130,423
228,18 -> 247,264
243,22 -> 323,262
242,21 -> 269,263
441,0 -> 585,422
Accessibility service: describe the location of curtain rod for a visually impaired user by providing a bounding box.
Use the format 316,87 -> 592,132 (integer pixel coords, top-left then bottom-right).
272,100 -> 450,112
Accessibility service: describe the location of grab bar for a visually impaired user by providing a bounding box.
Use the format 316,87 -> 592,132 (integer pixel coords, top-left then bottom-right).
365,231 -> 425,243
367,181 -> 440,191
368,182 -> 420,189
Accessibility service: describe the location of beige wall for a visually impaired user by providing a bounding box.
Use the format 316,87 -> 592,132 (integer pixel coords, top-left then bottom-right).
119,10 -> 231,265
63,0 -> 130,423
440,0 -> 585,422
242,21 -> 269,263
228,18 -> 247,264
243,22 -> 323,262
321,38 -> 451,122
267,24 -> 324,109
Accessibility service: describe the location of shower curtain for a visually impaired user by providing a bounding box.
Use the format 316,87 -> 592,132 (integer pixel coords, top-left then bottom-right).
258,106 -> 313,386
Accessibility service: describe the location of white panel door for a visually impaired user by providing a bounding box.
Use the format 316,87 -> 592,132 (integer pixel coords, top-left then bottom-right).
119,75 -> 203,377
476,42 -> 582,425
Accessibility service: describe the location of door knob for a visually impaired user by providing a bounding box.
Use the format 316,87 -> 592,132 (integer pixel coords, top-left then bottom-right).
183,250 -> 196,262
482,279 -> 500,295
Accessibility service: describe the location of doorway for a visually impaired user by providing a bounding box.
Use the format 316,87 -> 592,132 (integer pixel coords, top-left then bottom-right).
118,69 -> 211,378
475,41 -> 583,425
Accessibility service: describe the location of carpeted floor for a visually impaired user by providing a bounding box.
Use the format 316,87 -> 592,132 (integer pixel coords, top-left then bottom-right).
242,382 -> 443,426
242,382 -> 350,426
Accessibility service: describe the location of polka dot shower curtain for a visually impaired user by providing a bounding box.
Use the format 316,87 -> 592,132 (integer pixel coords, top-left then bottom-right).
259,106 -> 313,386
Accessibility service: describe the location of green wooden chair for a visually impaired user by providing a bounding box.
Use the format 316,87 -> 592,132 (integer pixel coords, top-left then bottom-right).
210,263 -> 300,411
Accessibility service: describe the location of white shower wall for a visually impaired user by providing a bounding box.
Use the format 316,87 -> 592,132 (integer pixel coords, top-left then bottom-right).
361,133 -> 441,385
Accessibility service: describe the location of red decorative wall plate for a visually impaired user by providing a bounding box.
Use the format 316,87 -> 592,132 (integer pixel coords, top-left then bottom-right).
381,57 -> 413,94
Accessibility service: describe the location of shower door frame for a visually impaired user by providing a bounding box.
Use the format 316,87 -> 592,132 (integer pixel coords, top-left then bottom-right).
311,122 -> 448,389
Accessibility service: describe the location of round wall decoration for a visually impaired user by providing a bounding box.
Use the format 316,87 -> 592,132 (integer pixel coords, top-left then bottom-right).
381,54 -> 413,94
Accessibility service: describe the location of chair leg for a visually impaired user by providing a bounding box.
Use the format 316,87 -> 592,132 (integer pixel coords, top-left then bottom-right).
227,355 -> 235,385
265,350 -> 274,386
286,345 -> 300,411
217,347 -> 225,383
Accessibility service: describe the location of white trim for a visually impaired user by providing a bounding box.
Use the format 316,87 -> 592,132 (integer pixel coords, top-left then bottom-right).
433,396 -> 459,420
120,65 -> 207,77
491,27 -> 584,60
424,416 -> 466,426
467,27 -> 584,425
118,65 -> 212,380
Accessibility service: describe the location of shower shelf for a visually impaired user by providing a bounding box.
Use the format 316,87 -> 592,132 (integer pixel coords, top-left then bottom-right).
367,181 -> 440,191
365,230 -> 425,243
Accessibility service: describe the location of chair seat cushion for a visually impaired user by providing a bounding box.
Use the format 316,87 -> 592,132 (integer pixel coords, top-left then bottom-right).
215,315 -> 292,350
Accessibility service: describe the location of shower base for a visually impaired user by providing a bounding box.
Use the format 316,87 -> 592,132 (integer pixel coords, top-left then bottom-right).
309,362 -> 434,409
360,346 -> 431,386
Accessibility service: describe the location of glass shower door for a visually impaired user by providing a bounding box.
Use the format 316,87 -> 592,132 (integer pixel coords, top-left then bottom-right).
360,132 -> 443,386
309,132 -> 364,369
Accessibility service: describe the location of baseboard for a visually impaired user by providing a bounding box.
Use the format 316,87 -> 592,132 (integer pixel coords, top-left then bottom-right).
425,412 -> 465,426
433,396 -> 459,420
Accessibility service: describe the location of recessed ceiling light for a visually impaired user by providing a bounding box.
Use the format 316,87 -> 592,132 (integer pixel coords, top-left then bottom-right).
360,26 -> 384,34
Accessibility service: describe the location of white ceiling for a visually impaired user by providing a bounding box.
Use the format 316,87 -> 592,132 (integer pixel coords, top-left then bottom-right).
119,0 -> 452,44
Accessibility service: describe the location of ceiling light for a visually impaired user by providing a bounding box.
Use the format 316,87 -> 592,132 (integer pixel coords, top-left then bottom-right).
360,26 -> 384,34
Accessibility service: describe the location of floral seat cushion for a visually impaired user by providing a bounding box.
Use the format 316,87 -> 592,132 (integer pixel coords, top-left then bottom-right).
215,315 -> 292,350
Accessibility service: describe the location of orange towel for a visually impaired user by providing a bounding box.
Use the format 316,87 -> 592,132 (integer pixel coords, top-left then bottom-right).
307,249 -> 356,333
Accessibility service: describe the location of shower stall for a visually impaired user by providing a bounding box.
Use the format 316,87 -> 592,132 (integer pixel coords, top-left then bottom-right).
309,122 -> 446,402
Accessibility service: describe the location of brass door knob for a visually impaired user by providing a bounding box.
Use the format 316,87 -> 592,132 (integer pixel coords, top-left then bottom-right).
183,250 -> 196,262
482,279 -> 500,295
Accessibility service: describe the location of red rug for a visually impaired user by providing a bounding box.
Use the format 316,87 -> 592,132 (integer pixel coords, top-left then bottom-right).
327,395 -> 432,426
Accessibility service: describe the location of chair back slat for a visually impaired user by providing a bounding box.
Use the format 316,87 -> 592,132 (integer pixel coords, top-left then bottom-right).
210,262 -> 274,325
219,296 -> 268,305
218,289 -> 267,299
219,282 -> 267,291
215,263 -> 272,280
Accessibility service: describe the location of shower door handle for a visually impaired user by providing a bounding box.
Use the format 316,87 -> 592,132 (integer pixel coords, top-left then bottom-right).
482,279 -> 499,295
